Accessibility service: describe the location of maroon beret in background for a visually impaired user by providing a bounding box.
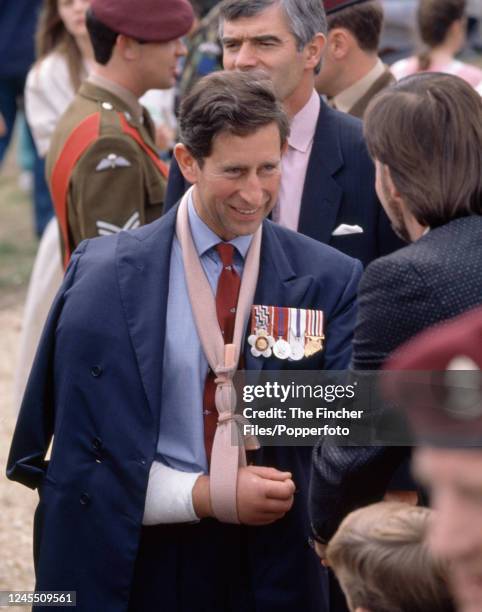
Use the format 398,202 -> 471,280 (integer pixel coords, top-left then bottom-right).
382,307 -> 482,445
324,0 -> 371,15
91,0 -> 194,42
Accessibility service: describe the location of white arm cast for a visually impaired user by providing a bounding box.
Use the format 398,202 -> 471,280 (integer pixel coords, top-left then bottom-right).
142,460 -> 203,525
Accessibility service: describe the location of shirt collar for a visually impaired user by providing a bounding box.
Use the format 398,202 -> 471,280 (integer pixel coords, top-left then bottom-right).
187,191 -> 253,260
288,89 -> 320,153
88,73 -> 144,123
334,58 -> 386,114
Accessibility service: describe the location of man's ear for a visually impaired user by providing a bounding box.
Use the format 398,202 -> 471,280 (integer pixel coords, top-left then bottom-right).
174,144 -> 200,184
304,32 -> 326,70
117,34 -> 141,61
382,164 -> 403,205
329,28 -> 351,60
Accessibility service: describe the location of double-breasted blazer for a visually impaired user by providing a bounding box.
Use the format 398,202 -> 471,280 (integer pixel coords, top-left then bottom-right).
8,206 -> 363,611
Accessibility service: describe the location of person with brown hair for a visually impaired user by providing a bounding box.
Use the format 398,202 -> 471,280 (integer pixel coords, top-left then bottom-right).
25,0 -> 93,155
391,0 -> 482,89
326,502 -> 455,612
310,72 -> 482,568
316,0 -> 395,119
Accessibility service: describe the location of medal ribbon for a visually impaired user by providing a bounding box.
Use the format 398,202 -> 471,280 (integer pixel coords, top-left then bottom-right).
315,310 -> 324,336
274,306 -> 289,340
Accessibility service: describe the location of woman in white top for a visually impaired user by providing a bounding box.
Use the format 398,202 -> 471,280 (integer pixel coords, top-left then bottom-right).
26,0 -> 93,156
391,0 -> 482,89
15,0 -> 93,413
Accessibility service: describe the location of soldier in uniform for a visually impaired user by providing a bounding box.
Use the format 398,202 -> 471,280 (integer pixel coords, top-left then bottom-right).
46,0 -> 194,266
316,0 -> 395,119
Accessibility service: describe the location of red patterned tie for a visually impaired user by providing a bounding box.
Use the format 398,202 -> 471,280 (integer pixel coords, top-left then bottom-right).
203,243 -> 241,461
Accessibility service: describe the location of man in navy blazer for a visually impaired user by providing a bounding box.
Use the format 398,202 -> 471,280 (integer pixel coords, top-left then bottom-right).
164,0 -> 404,266
7,72 -> 362,611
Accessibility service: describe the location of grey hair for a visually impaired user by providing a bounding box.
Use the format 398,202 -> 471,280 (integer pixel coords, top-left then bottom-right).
219,0 -> 327,72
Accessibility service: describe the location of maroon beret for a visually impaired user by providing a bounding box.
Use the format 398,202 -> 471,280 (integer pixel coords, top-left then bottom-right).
382,307 -> 482,445
91,0 -> 194,43
324,0 -> 372,15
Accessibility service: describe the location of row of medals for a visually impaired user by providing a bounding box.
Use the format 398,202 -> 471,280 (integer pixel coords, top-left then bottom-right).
249,329 -> 324,361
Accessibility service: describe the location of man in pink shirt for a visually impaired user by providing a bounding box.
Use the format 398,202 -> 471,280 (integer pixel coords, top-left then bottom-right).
165,0 -> 404,266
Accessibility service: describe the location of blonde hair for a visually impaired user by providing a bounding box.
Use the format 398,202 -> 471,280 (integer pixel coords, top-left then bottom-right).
327,502 -> 455,612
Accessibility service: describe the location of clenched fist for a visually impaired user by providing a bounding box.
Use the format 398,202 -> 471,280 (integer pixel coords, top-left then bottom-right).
192,466 -> 295,525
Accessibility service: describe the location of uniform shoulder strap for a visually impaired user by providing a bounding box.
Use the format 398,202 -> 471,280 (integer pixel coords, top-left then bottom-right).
117,113 -> 168,179
50,112 -> 101,269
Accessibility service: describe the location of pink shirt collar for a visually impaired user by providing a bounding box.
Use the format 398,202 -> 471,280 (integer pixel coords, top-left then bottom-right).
288,89 -> 320,153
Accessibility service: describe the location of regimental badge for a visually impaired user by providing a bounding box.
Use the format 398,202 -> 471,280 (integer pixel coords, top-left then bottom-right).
248,306 -> 325,360
95,153 -> 132,172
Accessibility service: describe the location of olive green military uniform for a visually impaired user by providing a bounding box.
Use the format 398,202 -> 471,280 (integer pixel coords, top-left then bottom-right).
46,79 -> 166,258
348,67 -> 396,119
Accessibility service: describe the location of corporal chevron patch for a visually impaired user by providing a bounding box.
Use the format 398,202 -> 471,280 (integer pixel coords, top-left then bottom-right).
96,211 -> 141,236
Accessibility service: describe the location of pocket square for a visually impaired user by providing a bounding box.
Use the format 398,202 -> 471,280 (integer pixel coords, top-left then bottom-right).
332,224 -> 364,236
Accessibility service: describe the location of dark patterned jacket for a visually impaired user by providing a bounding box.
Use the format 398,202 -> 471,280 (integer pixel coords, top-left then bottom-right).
310,215 -> 482,541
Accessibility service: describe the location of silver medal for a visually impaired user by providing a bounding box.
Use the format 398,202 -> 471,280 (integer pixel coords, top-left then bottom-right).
290,341 -> 305,361
273,339 -> 291,360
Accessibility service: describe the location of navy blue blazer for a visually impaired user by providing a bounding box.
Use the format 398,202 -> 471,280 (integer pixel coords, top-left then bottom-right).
7,206 -> 362,612
165,99 -> 404,266
310,215 -> 482,542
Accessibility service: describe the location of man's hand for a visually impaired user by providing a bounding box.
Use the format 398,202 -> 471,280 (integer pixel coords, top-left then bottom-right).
192,466 -> 295,525
236,466 -> 295,526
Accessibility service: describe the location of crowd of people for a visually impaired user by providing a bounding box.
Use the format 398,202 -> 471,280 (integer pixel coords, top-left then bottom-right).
2,0 -> 481,611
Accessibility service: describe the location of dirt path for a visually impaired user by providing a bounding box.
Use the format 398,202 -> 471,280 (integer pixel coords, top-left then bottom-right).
1,146 -> 38,608
0,299 -> 37,609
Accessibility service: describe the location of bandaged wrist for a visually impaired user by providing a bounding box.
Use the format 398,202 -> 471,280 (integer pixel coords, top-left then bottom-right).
142,460 -> 203,525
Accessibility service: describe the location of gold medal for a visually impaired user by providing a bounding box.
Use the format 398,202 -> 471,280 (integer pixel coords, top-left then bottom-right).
248,326 -> 274,358
304,335 -> 325,358
255,335 -> 270,352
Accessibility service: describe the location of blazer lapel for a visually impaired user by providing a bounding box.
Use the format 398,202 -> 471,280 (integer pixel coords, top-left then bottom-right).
116,207 -> 177,422
297,99 -> 344,245
244,222 -> 315,372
